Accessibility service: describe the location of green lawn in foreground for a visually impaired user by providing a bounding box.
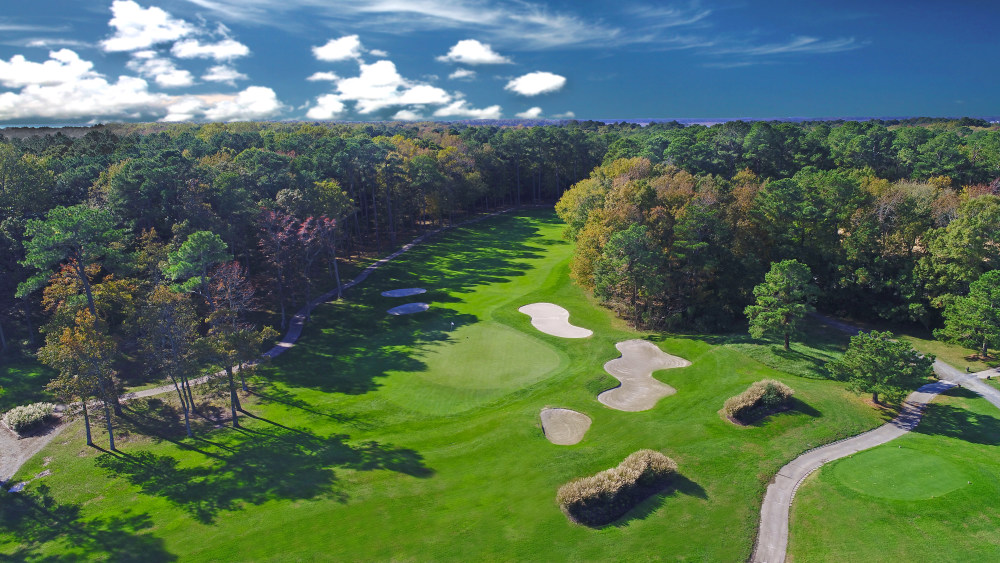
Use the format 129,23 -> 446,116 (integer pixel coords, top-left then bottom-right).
788,387 -> 1000,561
1,210 -> 886,561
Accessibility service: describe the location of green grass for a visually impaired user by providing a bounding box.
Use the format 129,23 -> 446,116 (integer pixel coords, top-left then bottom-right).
0,355 -> 56,412
788,387 -> 1000,561
718,319 -> 852,379
899,332 -> 1000,372
1,210 -> 887,561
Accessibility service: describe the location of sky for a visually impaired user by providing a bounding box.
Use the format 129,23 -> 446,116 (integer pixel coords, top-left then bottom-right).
0,0 -> 997,125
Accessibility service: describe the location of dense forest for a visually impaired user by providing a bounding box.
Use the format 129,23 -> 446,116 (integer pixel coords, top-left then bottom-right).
1,117 -> 999,422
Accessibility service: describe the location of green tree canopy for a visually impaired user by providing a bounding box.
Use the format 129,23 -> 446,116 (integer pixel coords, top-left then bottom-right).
827,330 -> 934,404
163,230 -> 231,306
934,270 -> 1000,358
744,259 -> 817,350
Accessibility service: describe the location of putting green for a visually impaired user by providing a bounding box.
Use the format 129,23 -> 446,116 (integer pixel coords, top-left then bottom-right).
379,321 -> 563,415
830,446 -> 969,500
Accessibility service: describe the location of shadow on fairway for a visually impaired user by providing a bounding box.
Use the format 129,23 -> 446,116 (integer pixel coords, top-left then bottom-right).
262,214 -> 554,395
95,418 -> 433,524
914,401 -> 1000,446
0,483 -> 176,562
607,474 -> 708,528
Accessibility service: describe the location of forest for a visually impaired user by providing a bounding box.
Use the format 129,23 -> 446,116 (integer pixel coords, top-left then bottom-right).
1,117 -> 999,422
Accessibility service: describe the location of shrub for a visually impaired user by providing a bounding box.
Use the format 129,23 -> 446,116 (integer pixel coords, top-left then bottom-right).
556,449 -> 678,526
3,402 -> 56,433
723,379 -> 793,422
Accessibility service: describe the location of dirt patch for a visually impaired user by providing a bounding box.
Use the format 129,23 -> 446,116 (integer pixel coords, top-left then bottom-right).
597,340 -> 691,412
1,419 -> 66,482
540,408 -> 592,445
518,303 -> 593,338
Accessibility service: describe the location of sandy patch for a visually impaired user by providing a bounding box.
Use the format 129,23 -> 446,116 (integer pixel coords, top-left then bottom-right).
382,288 -> 427,297
388,303 -> 430,315
518,303 -> 593,338
540,408 -> 592,445
597,340 -> 691,412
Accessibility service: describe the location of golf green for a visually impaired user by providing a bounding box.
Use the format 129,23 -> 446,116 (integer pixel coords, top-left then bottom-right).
830,446 -> 969,500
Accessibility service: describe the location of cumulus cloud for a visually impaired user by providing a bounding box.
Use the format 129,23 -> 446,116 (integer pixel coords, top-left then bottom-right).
172,37 -> 250,60
448,68 -> 476,80
392,109 -> 423,121
515,106 -> 542,119
0,74 -> 170,121
305,94 -> 346,119
202,64 -> 247,85
436,39 -> 511,65
432,99 -> 502,119
306,71 -> 339,82
504,71 -> 566,96
126,51 -> 194,88
201,86 -> 283,121
553,111 -> 576,118
313,35 -> 364,62
333,60 -> 451,114
0,49 -> 100,88
369,49 -> 389,58
101,0 -> 194,52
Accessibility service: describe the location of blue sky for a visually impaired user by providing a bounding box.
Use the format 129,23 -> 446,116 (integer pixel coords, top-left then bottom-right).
0,0 -> 996,124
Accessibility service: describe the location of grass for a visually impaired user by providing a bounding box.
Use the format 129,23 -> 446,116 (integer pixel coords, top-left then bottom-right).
1,209 -> 888,561
0,355 -> 56,412
788,387 -> 1000,561
718,320 -> 852,379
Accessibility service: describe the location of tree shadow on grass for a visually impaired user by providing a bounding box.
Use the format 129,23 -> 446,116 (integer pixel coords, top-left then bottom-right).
94,418 -> 433,524
737,397 -> 823,427
605,474 -> 708,528
913,401 -> 1000,446
0,483 -> 175,562
262,214 -> 553,396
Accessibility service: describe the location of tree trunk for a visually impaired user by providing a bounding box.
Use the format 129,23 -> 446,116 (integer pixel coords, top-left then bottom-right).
102,399 -> 115,451
983,337 -> 989,359
784,332 -> 790,351
872,391 -> 880,405
332,243 -> 342,300
170,375 -> 193,438
226,366 -> 240,427
81,399 -> 93,446
76,260 -> 98,319
22,299 -> 35,347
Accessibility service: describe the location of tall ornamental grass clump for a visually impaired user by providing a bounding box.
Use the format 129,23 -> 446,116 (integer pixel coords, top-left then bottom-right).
723,379 -> 793,423
556,449 -> 678,526
3,402 -> 56,434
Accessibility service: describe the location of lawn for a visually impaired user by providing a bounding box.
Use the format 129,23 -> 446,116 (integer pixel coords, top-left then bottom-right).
788,387 -> 1000,561
0,355 -> 56,412
1,209 -> 886,561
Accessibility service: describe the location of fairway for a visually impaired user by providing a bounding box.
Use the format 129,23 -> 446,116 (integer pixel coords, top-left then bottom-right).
2,210 -> 889,562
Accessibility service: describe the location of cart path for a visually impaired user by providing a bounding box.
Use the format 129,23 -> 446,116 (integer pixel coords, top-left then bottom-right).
751,314 -> 1000,563
1,209 -> 509,484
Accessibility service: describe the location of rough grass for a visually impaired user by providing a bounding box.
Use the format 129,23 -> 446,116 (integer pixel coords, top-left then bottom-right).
0,210 -> 887,562
788,388 -> 1000,561
723,379 -> 794,423
0,357 -> 56,412
898,332 -> 1000,372
557,449 -> 678,526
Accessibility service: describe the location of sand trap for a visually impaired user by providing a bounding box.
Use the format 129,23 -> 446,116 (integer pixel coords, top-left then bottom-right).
540,408 -> 592,445
597,340 -> 691,412
388,303 -> 430,315
382,288 -> 427,297
518,303 -> 593,338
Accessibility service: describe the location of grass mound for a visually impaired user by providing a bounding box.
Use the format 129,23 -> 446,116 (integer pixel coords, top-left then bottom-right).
556,449 -> 678,526
723,379 -> 793,423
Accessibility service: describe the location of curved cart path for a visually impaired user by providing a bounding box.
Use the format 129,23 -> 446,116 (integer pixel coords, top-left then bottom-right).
1,209 -> 509,484
751,315 -> 1000,563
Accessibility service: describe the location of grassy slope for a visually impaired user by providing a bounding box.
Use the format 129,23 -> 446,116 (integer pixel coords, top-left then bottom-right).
2,210 -> 884,561
788,388 -> 1000,562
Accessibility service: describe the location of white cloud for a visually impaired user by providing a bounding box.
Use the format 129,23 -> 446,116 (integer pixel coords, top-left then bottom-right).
101,0 -> 195,52
172,37 -> 250,60
306,94 -> 346,119
25,39 -> 92,49
392,109 -> 423,121
334,59 -> 451,114
448,68 -> 476,80
0,74 -> 170,121
203,86 -> 284,121
504,71 -> 566,96
126,51 -> 195,88
515,106 -> 542,119
433,99 -> 501,119
553,111 -> 575,119
369,49 -> 388,58
202,64 -> 247,85
306,71 -> 339,82
0,49 -> 100,88
710,35 -> 862,56
436,39 -> 510,65
313,35 -> 363,62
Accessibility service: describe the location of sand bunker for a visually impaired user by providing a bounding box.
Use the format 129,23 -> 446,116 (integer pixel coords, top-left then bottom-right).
518,303 -> 593,338
540,408 -> 592,445
597,340 -> 691,412
382,288 -> 427,297
388,303 -> 430,315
